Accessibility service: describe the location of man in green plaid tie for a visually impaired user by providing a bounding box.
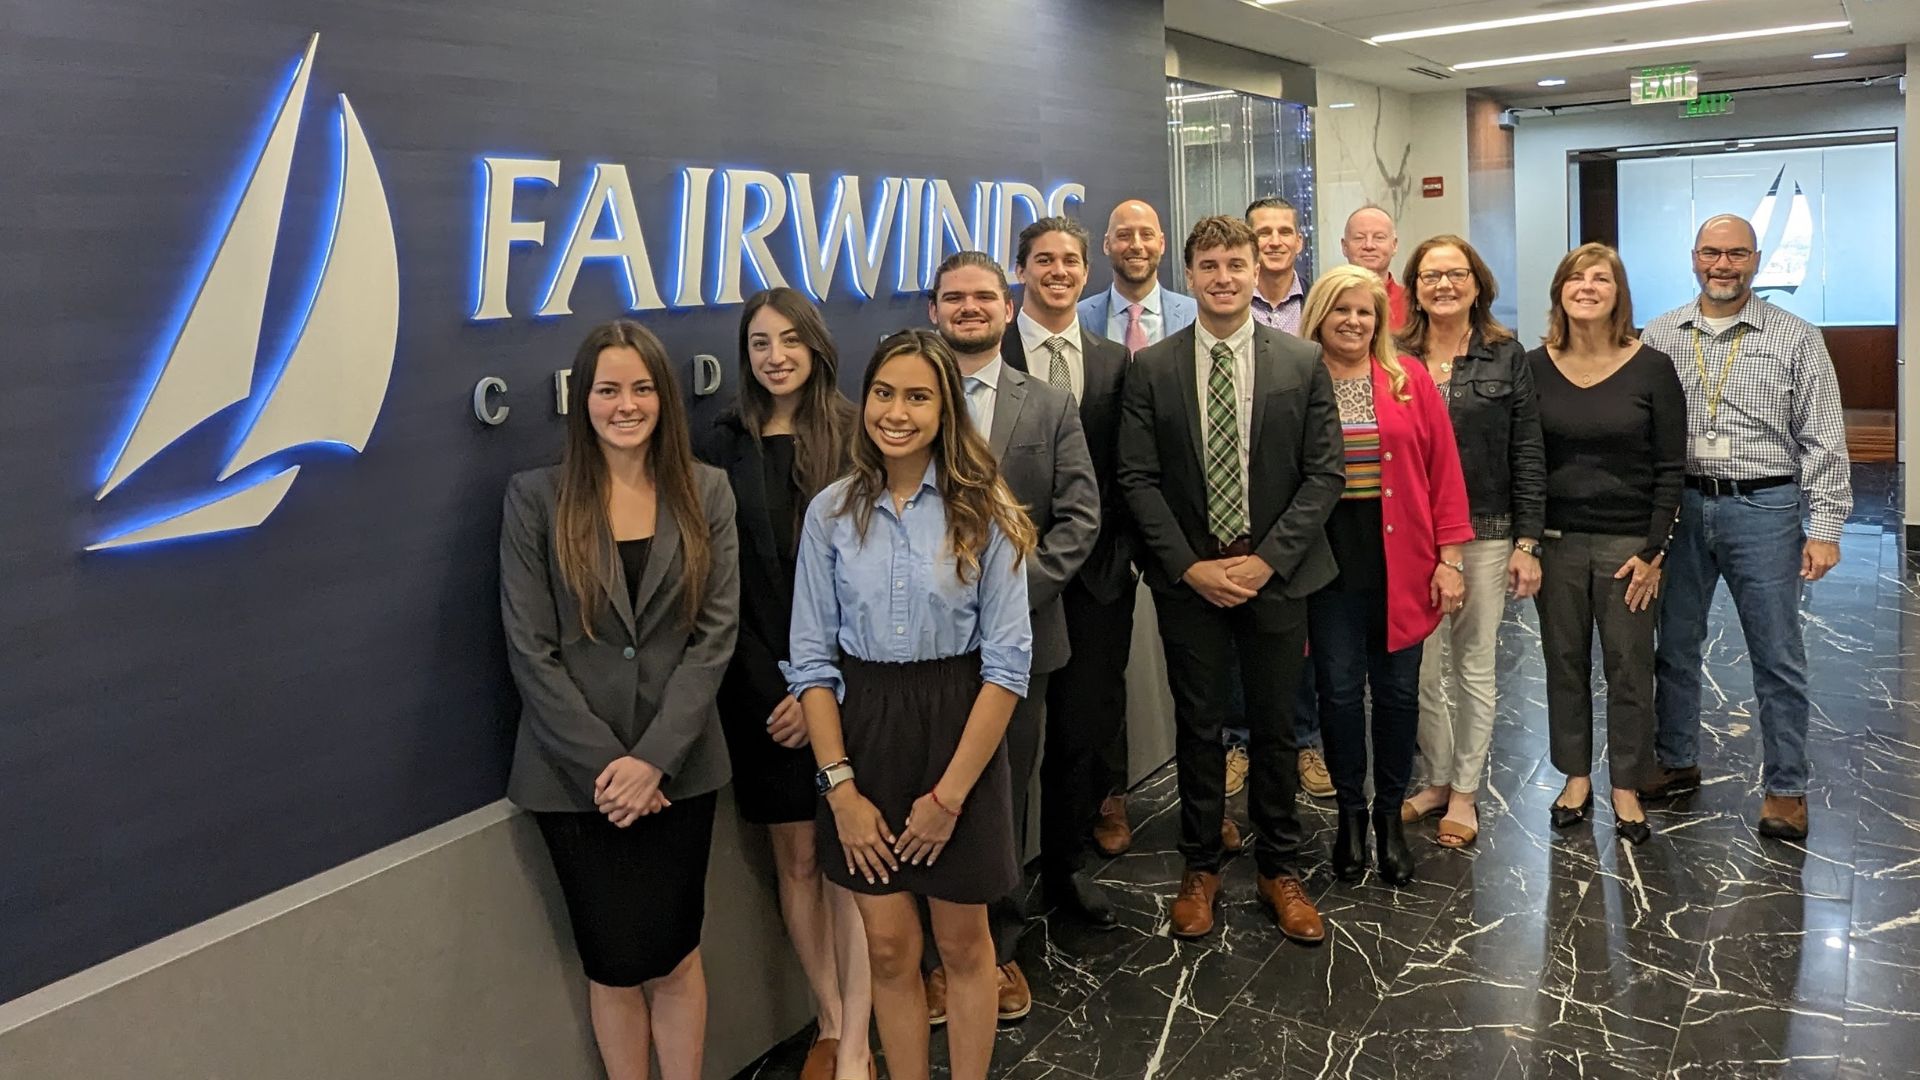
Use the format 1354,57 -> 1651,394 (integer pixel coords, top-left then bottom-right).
1116,215 -> 1346,946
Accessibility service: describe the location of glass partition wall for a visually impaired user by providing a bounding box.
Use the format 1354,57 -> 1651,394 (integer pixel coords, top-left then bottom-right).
1166,78 -> 1317,285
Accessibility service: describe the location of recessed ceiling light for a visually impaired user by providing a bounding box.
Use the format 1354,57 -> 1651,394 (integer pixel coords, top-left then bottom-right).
1327,102 -> 1357,109
1452,21 -> 1850,70
1537,78 -> 1568,87
1812,51 -> 1850,60
1370,0 -> 1722,44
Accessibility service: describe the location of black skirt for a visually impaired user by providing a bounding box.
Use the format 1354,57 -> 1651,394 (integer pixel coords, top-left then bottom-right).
818,652 -> 1018,904
718,675 -> 820,825
534,791 -> 717,987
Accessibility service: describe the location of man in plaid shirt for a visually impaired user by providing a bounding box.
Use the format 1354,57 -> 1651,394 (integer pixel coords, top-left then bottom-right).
1637,214 -> 1852,841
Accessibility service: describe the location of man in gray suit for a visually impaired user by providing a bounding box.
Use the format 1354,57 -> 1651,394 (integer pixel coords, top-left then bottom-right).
928,249 -> 1100,1024
1077,199 -> 1199,353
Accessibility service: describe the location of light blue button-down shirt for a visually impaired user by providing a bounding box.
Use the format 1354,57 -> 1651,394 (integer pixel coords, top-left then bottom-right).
783,464 -> 1033,701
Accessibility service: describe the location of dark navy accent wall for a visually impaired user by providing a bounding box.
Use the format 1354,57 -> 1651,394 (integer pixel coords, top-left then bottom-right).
0,0 -> 1168,1003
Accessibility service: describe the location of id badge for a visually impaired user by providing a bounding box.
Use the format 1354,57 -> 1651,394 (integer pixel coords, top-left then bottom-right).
1693,433 -> 1732,461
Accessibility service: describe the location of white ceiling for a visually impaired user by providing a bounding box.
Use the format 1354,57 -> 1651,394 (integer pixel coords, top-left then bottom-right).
1164,0 -> 1920,100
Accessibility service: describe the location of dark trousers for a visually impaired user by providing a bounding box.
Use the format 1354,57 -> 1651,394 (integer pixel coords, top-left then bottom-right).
988,672 -> 1049,966
1536,531 -> 1656,791
1157,592 -> 1308,878
1309,588 -> 1423,813
1046,581 -> 1135,874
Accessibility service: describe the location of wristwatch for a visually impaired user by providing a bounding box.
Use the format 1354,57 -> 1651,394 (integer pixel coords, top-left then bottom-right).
1514,540 -> 1542,558
815,759 -> 855,795
1441,557 -> 1466,574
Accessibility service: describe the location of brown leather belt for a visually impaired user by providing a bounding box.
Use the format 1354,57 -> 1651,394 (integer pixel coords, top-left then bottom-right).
1203,536 -> 1254,559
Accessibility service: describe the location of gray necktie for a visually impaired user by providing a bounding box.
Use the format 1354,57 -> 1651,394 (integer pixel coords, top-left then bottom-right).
963,375 -> 988,431
1042,336 -> 1072,392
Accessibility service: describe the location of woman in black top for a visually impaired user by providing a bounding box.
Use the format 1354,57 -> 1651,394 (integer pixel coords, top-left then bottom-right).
1396,235 -> 1546,848
1526,243 -> 1686,845
697,289 -> 869,1080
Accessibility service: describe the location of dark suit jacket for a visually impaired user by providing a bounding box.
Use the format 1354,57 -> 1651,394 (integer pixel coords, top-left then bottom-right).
694,412 -> 805,714
1001,322 -> 1136,605
983,362 -> 1100,674
1116,321 -> 1344,622
500,464 -> 740,810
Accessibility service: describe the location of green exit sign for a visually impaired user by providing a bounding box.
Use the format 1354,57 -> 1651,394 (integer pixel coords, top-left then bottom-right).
1630,63 -> 1699,104
1683,93 -> 1735,118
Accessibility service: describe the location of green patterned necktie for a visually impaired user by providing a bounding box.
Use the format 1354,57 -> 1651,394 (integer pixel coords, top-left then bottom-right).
1204,341 -> 1248,541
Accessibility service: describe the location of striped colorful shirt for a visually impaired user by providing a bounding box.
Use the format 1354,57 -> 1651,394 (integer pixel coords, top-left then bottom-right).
1333,375 -> 1382,500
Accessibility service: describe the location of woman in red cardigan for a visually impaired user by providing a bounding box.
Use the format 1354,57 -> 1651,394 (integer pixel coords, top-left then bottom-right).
1301,265 -> 1472,887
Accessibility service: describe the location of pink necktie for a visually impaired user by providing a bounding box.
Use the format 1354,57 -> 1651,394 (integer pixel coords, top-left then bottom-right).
1124,302 -> 1148,354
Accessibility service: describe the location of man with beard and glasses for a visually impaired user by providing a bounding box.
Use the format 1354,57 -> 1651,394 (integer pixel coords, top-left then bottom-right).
1637,214 -> 1851,842
1342,206 -> 1408,331
923,250 -> 1099,1026
998,217 -> 1137,932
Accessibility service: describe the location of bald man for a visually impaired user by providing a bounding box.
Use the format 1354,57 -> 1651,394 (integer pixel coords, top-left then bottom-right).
1637,213 -> 1851,842
1079,200 -> 1198,354
1341,206 -> 1408,330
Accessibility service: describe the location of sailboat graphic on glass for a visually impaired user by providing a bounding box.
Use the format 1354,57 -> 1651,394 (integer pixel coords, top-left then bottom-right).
1749,165 -> 1812,296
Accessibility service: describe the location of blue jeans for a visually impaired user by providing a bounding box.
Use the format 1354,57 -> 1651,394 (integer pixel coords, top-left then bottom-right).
1309,588 -> 1424,813
1654,484 -> 1811,795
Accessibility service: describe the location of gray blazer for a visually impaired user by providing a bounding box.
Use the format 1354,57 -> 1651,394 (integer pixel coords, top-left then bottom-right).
500,463 -> 741,811
987,364 -> 1100,675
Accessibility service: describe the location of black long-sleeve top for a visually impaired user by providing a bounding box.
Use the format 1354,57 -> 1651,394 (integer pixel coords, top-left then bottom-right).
1527,344 -> 1687,559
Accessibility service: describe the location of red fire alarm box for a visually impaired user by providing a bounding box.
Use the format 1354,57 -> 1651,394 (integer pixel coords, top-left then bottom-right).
1422,176 -> 1444,198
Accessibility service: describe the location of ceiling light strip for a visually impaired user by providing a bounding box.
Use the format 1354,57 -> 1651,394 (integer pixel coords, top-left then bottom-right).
1452,22 -> 1850,71
1370,0 -> 1722,45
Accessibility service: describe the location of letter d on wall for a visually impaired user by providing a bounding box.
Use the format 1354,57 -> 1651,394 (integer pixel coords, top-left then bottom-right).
692,354 -> 722,397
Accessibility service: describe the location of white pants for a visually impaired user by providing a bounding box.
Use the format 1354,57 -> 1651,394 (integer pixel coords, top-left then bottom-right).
1416,538 -> 1510,794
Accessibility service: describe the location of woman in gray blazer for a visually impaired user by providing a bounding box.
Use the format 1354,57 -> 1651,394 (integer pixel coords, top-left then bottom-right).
500,319 -> 740,1080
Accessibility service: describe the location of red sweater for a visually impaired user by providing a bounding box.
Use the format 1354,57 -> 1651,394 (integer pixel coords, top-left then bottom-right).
1367,356 -> 1472,651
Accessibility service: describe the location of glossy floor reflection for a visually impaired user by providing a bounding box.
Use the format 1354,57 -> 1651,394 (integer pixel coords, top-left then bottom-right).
738,464 -> 1920,1079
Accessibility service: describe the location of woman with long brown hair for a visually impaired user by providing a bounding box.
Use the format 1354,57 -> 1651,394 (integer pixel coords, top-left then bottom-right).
1395,235 -> 1545,848
500,319 -> 740,1080
785,329 -> 1036,1080
696,288 -> 870,1080
1301,265 -> 1471,887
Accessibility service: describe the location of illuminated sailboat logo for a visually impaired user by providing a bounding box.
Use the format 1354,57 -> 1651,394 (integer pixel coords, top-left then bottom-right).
1749,165 -> 1813,295
90,34 -> 398,550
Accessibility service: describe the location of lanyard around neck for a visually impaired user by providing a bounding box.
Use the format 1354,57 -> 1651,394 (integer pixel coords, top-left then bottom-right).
1692,323 -> 1747,433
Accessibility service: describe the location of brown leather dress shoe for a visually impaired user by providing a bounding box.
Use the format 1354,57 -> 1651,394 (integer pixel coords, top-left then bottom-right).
1257,874 -> 1325,944
1221,816 -> 1245,854
1094,795 -> 1133,857
1638,764 -> 1702,799
1758,794 -> 1809,840
996,961 -> 1032,1021
800,1037 -> 838,1080
926,967 -> 947,1026
1170,869 -> 1222,937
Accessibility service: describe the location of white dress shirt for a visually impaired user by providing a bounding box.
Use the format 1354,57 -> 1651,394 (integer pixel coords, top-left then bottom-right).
1104,283 -> 1166,346
962,354 -> 1005,437
1194,315 -> 1256,515
1017,310 -> 1084,402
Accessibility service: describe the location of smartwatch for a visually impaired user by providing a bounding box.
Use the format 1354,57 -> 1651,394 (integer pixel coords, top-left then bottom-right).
815,759 -> 855,796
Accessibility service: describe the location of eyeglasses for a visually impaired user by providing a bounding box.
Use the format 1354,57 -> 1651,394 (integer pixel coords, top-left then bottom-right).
1694,247 -> 1754,265
1416,269 -> 1474,286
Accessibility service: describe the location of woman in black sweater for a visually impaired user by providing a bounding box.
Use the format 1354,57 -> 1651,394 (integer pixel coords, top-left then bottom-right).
697,288 -> 870,1080
1526,244 -> 1685,846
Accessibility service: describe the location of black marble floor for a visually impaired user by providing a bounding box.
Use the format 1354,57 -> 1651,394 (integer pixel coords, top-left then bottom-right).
738,463 -> 1920,1079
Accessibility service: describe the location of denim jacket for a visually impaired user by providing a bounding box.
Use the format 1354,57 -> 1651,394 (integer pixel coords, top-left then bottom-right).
1433,331 -> 1546,541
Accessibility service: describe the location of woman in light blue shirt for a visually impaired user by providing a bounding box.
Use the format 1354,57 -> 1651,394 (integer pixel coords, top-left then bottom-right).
784,329 -> 1036,1080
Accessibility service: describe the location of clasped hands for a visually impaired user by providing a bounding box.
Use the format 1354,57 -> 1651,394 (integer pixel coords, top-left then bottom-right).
1183,554 -> 1274,607
826,785 -> 960,885
594,756 -> 669,828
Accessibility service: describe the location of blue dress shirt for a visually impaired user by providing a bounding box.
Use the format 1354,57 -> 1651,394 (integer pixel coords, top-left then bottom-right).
783,464 -> 1033,701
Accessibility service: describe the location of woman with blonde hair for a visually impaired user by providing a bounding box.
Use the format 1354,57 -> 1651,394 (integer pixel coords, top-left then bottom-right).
1300,266 -> 1471,886
784,329 -> 1037,1080
1526,243 -> 1684,846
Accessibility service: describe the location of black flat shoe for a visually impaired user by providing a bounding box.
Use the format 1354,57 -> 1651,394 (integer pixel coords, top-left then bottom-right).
1333,808 -> 1369,882
1615,817 -> 1652,846
1043,870 -> 1118,929
1550,793 -> 1593,830
1372,807 -> 1416,887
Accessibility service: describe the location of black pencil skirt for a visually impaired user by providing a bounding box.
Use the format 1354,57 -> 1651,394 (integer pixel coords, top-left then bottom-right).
534,791 -> 717,987
818,652 -> 1018,905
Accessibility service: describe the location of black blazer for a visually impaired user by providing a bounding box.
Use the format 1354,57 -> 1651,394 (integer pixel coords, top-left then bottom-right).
1002,322 -> 1137,605
1116,322 -> 1344,620
695,412 -> 802,715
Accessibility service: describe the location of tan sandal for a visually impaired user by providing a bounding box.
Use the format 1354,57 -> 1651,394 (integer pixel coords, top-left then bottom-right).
1401,799 -> 1445,824
1435,816 -> 1478,847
